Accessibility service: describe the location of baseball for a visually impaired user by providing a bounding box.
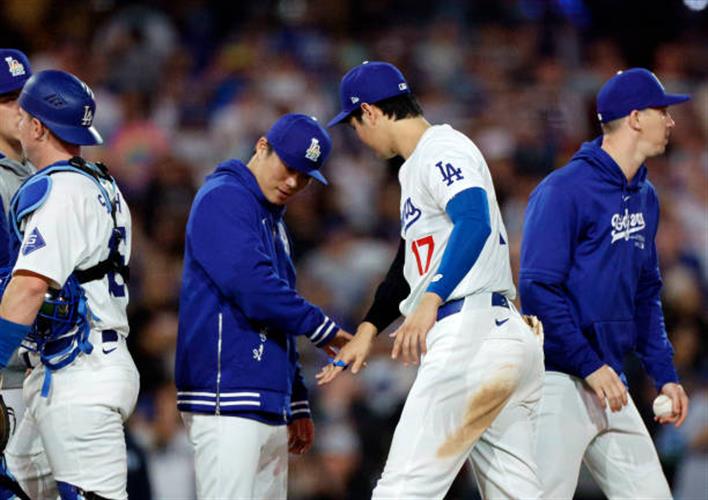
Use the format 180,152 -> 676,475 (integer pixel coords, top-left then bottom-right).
652,395 -> 673,417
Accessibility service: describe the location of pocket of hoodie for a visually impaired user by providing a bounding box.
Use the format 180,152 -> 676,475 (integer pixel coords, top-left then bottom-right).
589,320 -> 637,368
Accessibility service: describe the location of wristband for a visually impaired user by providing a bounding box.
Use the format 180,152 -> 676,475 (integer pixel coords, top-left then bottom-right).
0,317 -> 32,368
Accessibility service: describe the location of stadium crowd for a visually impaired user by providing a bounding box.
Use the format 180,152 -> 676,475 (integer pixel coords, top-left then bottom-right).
1,0 -> 705,498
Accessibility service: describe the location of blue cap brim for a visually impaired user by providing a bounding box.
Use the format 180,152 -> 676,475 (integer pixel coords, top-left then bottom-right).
327,109 -> 353,128
46,120 -> 103,146
308,169 -> 328,185
657,93 -> 691,107
0,79 -> 29,95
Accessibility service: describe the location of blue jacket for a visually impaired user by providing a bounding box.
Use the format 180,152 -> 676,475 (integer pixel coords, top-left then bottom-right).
519,138 -> 678,390
175,160 -> 339,423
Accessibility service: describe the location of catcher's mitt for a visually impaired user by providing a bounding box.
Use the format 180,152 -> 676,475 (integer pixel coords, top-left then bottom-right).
522,315 -> 544,345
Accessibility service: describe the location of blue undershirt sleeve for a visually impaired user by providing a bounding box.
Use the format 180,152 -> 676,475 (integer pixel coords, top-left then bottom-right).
426,187 -> 491,301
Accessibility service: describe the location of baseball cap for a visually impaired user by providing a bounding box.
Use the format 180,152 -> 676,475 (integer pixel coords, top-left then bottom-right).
596,68 -> 690,123
0,49 -> 31,95
19,70 -> 103,146
266,114 -> 332,185
327,61 -> 411,127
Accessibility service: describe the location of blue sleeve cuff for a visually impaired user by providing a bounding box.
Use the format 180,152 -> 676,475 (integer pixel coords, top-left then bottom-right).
0,317 -> 32,367
427,188 -> 491,301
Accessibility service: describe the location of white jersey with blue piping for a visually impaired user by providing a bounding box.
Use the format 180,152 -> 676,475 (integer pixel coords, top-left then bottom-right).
12,165 -> 131,337
398,124 -> 514,316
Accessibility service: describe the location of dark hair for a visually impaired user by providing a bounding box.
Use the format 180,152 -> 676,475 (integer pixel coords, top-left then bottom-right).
349,93 -> 423,124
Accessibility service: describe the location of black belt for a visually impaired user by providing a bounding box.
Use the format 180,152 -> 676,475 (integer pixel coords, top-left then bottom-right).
437,292 -> 510,322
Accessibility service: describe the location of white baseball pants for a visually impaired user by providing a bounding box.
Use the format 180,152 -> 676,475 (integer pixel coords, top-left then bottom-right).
5,332 -> 139,499
372,295 -> 545,499
534,371 -> 672,499
182,413 -> 288,500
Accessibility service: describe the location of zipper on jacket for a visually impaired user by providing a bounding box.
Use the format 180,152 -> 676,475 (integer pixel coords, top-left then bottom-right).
216,312 -> 223,415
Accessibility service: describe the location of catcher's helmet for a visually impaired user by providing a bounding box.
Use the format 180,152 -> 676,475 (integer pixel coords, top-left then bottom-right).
18,69 -> 103,146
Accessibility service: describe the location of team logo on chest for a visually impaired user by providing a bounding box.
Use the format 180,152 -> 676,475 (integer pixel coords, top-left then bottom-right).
610,209 -> 646,248
401,197 -> 422,233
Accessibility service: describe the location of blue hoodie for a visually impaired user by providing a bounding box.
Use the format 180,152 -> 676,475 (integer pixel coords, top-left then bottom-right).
175,160 -> 339,423
519,138 -> 678,390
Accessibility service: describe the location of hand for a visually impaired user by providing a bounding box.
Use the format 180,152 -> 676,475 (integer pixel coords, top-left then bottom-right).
288,417 -> 314,455
322,329 -> 353,358
656,383 -> 689,427
584,364 -> 628,412
522,315 -> 544,344
316,322 -> 376,385
391,292 -> 441,365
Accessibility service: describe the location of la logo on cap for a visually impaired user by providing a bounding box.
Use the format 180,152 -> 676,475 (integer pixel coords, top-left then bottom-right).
4,56 -> 25,77
81,105 -> 94,127
305,137 -> 321,162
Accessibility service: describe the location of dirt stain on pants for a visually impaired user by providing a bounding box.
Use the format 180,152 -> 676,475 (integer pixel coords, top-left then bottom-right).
437,364 -> 519,458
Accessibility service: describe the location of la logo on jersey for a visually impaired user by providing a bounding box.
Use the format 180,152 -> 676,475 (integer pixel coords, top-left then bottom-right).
610,209 -> 646,248
22,228 -> 46,255
305,138 -> 321,162
4,56 -> 25,77
81,105 -> 94,127
435,161 -> 464,186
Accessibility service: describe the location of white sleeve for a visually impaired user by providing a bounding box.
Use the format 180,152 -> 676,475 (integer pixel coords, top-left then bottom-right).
13,179 -> 91,287
421,139 -> 487,210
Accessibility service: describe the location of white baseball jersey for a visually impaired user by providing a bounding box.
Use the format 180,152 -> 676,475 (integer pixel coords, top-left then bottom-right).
13,171 -> 132,336
371,124 -> 544,499
398,124 -> 514,315
6,168 -> 138,499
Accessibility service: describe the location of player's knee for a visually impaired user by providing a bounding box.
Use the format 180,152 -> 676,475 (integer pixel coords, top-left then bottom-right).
57,481 -> 112,500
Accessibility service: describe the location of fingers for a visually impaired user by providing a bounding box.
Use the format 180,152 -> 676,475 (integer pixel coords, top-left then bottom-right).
594,387 -> 607,410
606,381 -> 628,412
315,363 -> 345,385
390,327 -> 426,365
351,355 -> 365,374
675,389 -> 689,427
604,369 -> 628,412
390,327 -> 403,360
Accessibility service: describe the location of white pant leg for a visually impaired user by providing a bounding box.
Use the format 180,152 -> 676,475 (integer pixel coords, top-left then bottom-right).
534,372 -> 607,499
584,394 -> 672,499
466,314 -> 545,500
4,407 -> 57,500
372,305 -> 544,500
183,413 -> 288,500
22,336 -> 139,499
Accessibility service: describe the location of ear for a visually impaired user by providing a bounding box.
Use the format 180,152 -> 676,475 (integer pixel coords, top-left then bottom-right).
627,110 -> 642,132
31,116 -> 47,141
360,103 -> 379,126
255,136 -> 269,155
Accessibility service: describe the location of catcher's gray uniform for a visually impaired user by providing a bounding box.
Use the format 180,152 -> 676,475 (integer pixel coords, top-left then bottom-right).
0,154 -> 34,391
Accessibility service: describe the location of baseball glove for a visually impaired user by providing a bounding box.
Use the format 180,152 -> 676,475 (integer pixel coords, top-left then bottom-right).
522,315 -> 544,344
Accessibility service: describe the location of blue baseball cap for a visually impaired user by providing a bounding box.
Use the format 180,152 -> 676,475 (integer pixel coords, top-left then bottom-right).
0,49 -> 31,94
596,68 -> 690,123
327,61 -> 411,127
19,70 -> 103,146
266,114 -> 332,185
